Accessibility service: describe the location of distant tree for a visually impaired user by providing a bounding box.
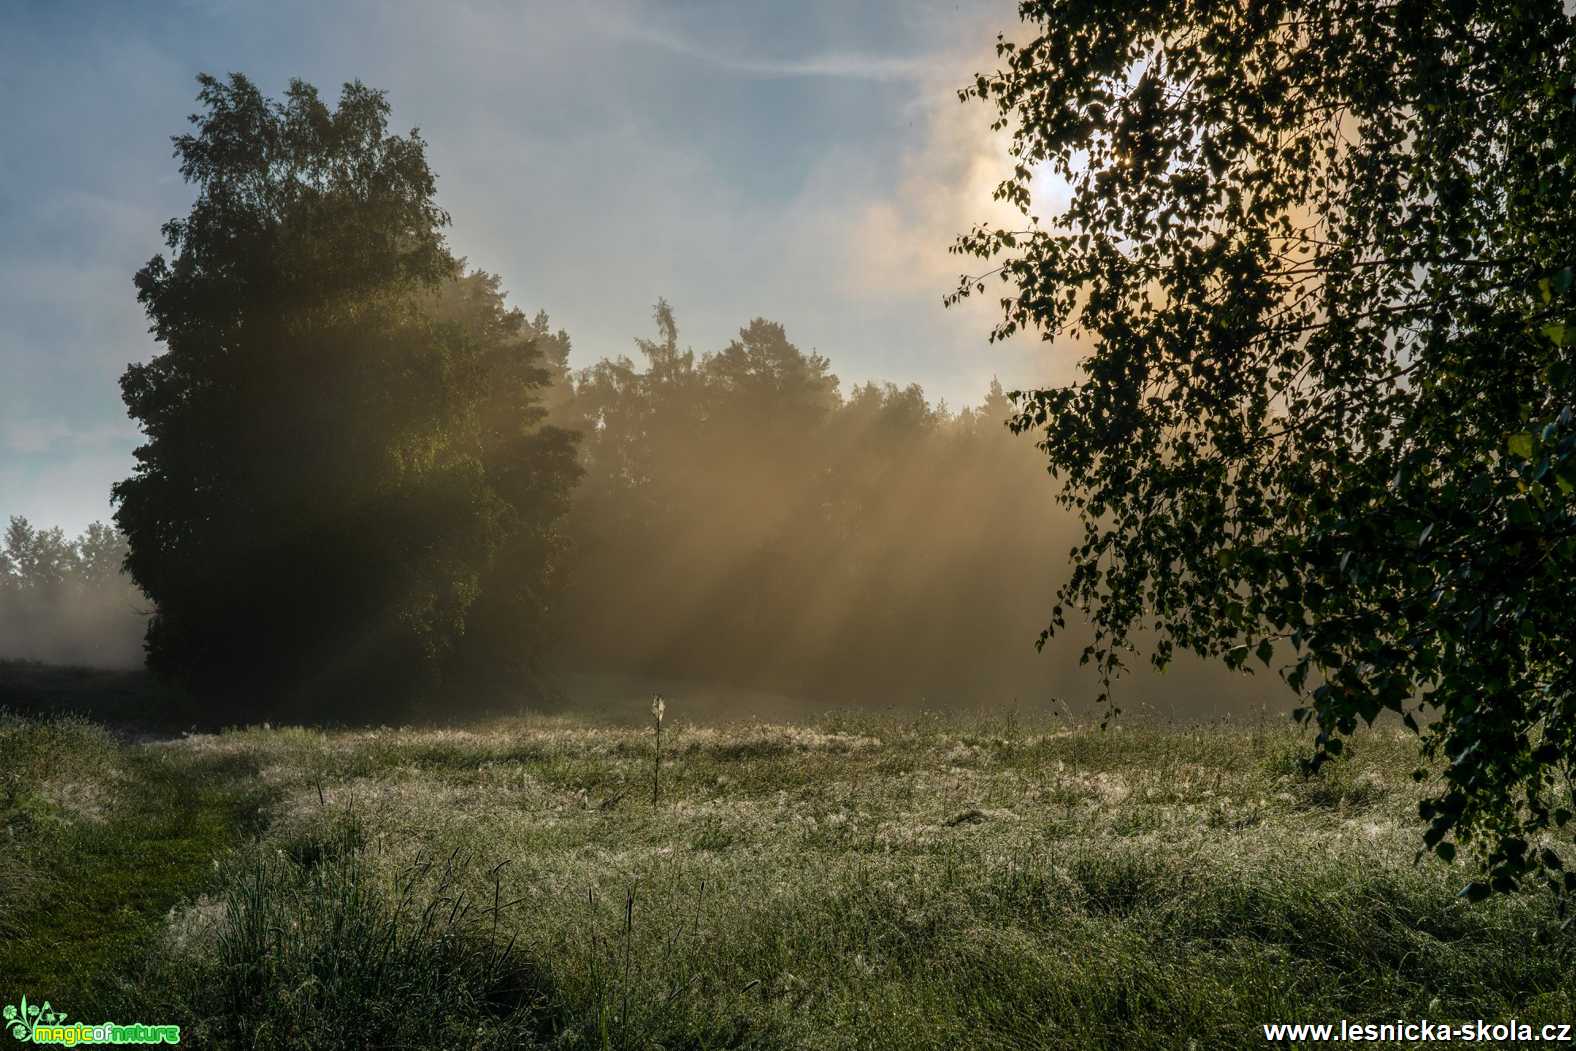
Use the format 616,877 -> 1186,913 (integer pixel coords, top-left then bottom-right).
550,302 -> 1072,700
638,299 -> 697,391
951,2 -> 1575,895
73,522 -> 129,589
1,517 -> 72,593
526,309 -> 578,428
1,517 -> 37,591
115,75 -> 575,714
1,517 -> 131,596
0,517 -> 143,666
556,306 -> 838,680
702,318 -> 841,438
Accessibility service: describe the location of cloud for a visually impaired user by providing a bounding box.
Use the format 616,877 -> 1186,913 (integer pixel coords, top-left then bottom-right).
5,0 -> 1074,534
764,5 -> 1085,397
602,16 -> 932,82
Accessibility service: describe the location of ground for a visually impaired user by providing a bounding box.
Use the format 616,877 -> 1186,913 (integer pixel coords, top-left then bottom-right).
2,664 -> 1573,1049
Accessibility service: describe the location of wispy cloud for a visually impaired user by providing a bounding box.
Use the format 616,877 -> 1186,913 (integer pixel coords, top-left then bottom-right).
602,14 -> 931,82
4,0 -> 1051,534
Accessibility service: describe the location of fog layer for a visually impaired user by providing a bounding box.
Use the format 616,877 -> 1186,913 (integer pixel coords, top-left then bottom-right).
4,300 -> 1264,718
543,302 -> 1259,717
0,518 -> 143,667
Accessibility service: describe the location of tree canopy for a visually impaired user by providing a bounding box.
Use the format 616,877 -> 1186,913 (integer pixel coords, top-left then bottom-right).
114,74 -> 578,715
951,0 -> 1576,895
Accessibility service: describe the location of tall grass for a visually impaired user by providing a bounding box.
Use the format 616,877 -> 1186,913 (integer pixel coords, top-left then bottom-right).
4,706 -> 1574,1048
106,803 -> 556,1048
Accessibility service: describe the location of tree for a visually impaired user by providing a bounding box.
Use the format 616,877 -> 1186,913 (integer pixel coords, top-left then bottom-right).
115,75 -> 575,715
2,517 -> 70,593
73,522 -> 130,590
703,318 -> 840,427
426,271 -> 582,696
951,2 -> 1575,895
1,517 -> 132,595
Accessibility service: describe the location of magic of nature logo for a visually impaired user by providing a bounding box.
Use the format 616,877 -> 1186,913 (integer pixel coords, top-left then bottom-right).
4,996 -> 179,1045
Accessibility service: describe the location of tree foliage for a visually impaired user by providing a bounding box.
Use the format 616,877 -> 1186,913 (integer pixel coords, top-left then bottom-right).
114,75 -> 577,715
426,273 -> 582,694
553,302 -> 1067,701
951,0 -> 1576,894
1,517 -> 129,595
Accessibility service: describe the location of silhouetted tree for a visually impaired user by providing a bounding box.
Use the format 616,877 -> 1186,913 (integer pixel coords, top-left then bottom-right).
114,75 -> 575,715
951,1 -> 1576,895
427,271 -> 582,696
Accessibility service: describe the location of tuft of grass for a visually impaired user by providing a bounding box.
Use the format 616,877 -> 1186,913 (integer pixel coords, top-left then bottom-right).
157,835 -> 549,1049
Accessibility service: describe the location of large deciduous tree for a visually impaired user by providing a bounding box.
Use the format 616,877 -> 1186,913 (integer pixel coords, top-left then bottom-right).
951,2 -> 1575,895
115,74 -> 576,715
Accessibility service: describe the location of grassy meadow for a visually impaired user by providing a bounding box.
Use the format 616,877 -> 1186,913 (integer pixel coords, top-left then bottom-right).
3,672 -> 1575,1049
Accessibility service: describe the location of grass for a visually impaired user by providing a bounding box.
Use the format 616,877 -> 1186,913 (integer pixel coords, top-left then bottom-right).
2,693 -> 1575,1049
0,711 -> 272,1009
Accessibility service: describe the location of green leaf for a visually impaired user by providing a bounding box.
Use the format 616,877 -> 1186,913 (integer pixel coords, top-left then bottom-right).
952,1 -> 1576,910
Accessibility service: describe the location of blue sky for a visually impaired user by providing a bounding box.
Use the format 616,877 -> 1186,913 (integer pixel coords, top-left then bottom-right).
1,0 -> 1075,535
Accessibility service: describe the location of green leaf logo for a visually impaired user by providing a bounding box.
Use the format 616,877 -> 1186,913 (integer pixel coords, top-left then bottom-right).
4,996 -> 29,1041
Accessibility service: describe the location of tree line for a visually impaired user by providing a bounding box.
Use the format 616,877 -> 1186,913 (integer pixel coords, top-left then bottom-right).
0,72 -> 1119,721
0,517 -> 142,667
0,74 -> 1243,720
5,286 -> 1080,713
552,301 -> 1070,704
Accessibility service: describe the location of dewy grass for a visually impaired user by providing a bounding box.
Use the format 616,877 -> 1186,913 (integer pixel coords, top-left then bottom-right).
172,834 -> 546,1049
0,711 -> 273,1008
4,706 -> 1575,1049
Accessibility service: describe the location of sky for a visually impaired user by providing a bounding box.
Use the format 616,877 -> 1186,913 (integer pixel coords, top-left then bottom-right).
0,0 -> 1079,536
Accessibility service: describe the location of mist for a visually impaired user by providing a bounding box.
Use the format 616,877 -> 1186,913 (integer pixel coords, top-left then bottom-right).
2,295 -> 1270,720
0,517 -> 143,669
539,301 -> 1262,721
